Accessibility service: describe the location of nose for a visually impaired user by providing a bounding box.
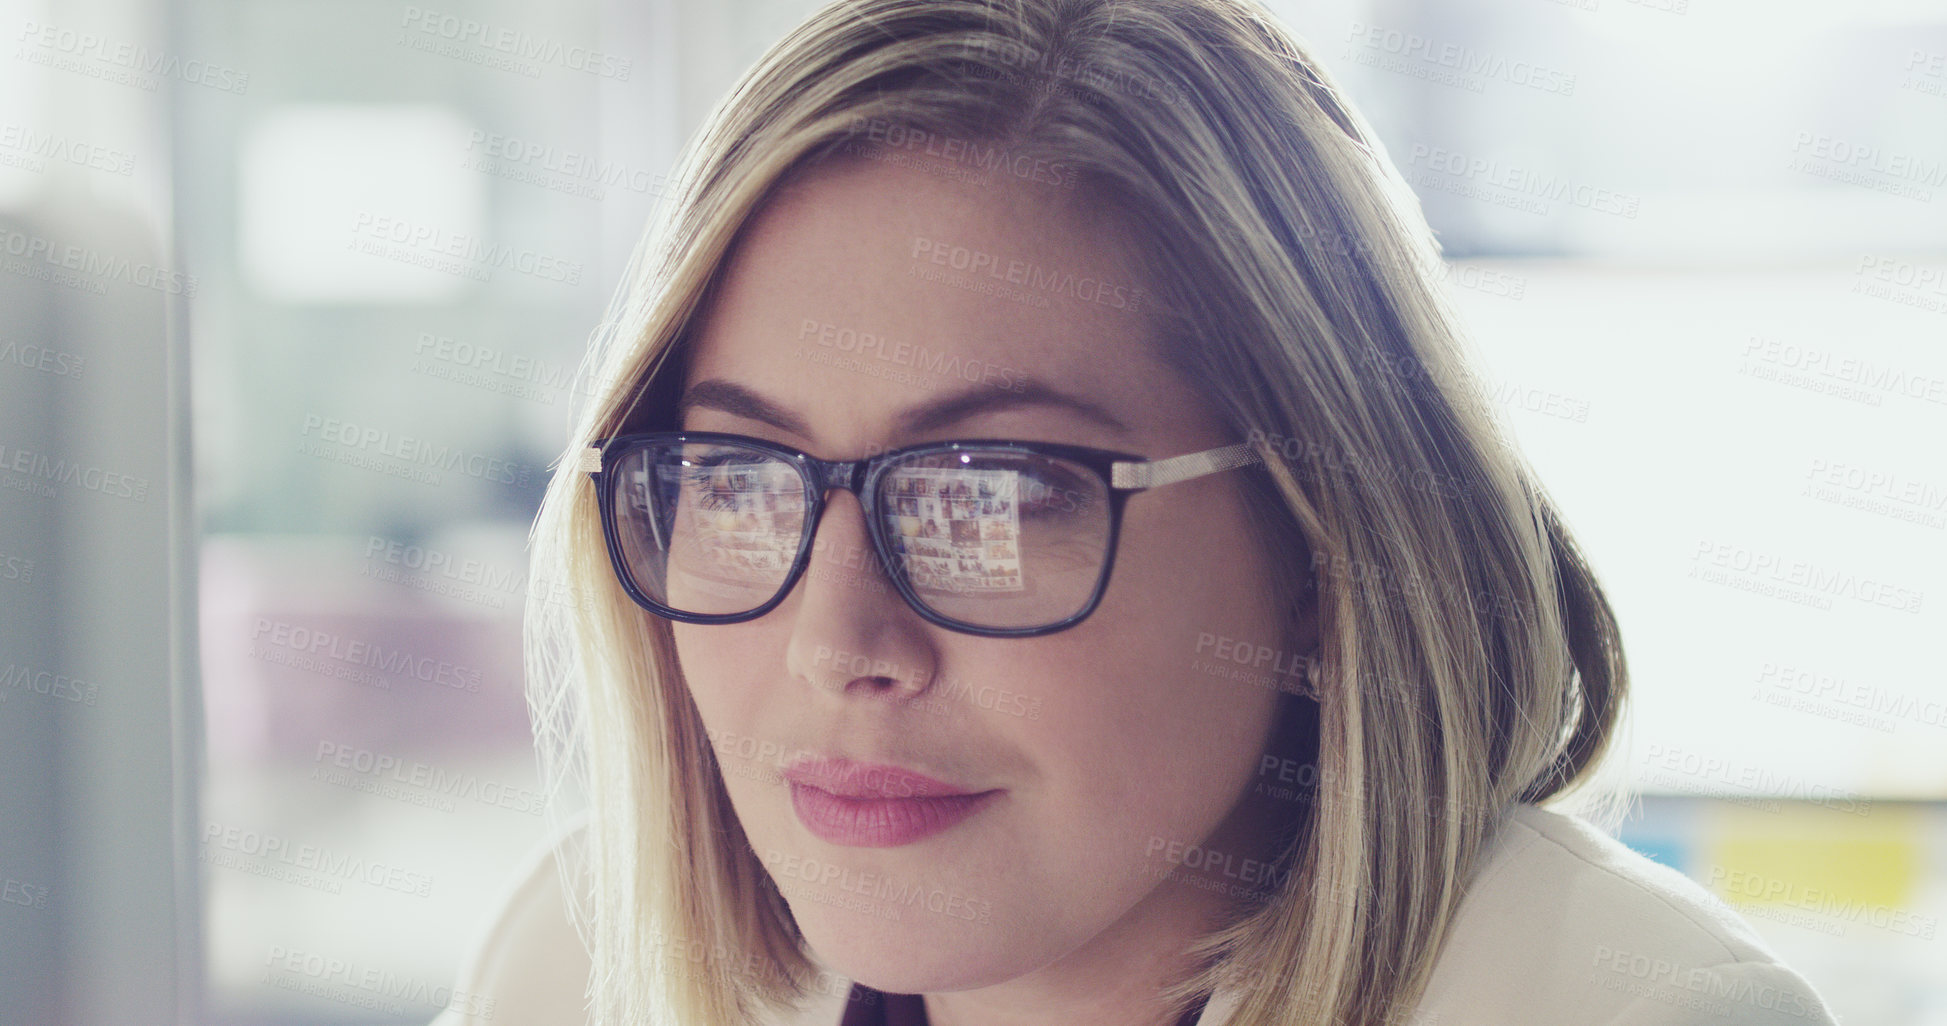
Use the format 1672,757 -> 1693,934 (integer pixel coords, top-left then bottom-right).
781,487 -> 939,702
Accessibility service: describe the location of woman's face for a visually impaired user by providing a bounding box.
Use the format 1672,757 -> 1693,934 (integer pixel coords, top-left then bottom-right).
671,151 -> 1302,998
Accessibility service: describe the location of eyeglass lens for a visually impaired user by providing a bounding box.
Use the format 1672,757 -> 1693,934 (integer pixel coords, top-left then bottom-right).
608,440 -> 1112,630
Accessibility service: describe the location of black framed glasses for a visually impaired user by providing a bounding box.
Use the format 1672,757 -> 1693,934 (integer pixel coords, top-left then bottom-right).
581,431 -> 1262,637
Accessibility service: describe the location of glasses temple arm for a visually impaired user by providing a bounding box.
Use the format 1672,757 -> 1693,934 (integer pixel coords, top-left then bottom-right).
1110,441 -> 1263,490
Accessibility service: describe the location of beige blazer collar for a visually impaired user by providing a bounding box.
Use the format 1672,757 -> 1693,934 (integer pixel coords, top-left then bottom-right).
779,974 -> 1242,1025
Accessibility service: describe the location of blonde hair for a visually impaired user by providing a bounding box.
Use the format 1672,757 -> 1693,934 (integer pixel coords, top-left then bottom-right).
524,0 -> 1630,1023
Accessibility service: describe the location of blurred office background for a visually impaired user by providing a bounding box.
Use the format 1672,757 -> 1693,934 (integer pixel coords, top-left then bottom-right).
0,0 -> 1941,1023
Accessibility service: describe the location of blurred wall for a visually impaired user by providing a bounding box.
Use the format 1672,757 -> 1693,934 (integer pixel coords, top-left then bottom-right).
0,0 -> 199,1020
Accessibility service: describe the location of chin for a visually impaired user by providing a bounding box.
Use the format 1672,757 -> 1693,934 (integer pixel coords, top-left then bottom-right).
796,904 -> 1034,994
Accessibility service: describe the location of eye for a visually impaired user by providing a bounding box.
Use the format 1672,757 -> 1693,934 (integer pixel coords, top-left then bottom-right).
680,447 -> 771,484
689,447 -> 762,467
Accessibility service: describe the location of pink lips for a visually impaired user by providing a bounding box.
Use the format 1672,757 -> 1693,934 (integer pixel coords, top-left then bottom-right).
783,757 -> 1001,847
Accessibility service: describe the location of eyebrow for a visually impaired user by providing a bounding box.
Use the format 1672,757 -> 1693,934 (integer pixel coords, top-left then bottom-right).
675,376 -> 1133,441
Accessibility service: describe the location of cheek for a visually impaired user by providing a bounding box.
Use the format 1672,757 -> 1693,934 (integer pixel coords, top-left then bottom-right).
670,624 -> 724,718
671,625 -> 779,784
1047,676 -> 1266,798
1077,489 -> 1287,787
1042,558 -> 1279,799
1016,639 -> 1276,870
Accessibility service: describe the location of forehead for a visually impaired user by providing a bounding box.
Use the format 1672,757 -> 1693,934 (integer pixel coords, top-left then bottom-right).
677,151 -> 1214,453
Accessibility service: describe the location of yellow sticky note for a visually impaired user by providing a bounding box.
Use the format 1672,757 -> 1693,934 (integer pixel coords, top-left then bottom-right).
1702,800 -> 1916,913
